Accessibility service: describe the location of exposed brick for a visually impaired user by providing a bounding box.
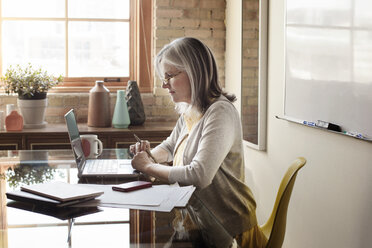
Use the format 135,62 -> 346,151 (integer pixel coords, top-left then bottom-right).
171,18 -> 200,28
154,87 -> 170,96
212,29 -> 225,38
243,31 -> 258,41
184,29 -> 212,38
243,0 -> 259,11
156,8 -> 183,18
155,38 -> 173,50
211,9 -> 225,20
142,95 -> 156,105
244,39 -> 259,49
200,19 -> 225,29
79,95 -> 89,106
182,9 -> 200,19
151,107 -> 177,116
48,95 -> 64,107
199,9 -> 213,19
156,28 -> 185,38
155,96 -> 163,106
213,38 -> 225,49
183,9 -> 212,19
243,48 -> 258,58
199,0 -> 225,9
45,107 -> 71,117
242,20 -> 259,30
63,96 -> 80,106
171,0 -> 199,8
242,58 -> 258,68
212,50 -> 225,60
156,18 -> 171,27
156,0 -> 171,7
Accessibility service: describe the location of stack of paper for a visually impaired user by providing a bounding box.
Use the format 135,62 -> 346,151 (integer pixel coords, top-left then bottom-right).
6,181 -> 104,207
76,183 -> 196,212
7,181 -> 196,213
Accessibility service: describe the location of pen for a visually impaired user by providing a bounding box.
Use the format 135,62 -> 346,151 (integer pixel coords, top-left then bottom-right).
133,134 -> 158,163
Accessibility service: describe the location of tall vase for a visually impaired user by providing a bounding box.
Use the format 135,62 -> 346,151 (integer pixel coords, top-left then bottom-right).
112,90 -> 131,128
125,80 -> 146,125
88,81 -> 111,127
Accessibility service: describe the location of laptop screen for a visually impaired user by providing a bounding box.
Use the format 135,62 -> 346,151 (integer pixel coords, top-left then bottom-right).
64,109 -> 86,176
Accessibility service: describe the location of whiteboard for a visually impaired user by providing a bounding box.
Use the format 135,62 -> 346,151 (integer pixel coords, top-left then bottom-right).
284,0 -> 372,139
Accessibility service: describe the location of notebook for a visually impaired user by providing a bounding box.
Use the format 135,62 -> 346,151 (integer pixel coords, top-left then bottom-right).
64,109 -> 139,178
20,181 -> 104,202
6,189 -> 98,208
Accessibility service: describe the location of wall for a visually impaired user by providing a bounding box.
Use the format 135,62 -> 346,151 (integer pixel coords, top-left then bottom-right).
0,0 -> 227,125
230,0 -> 372,247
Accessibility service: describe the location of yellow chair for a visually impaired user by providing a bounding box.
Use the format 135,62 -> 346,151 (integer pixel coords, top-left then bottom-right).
260,157 -> 306,248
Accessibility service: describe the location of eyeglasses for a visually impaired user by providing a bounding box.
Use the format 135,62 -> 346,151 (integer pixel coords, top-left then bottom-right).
162,71 -> 182,86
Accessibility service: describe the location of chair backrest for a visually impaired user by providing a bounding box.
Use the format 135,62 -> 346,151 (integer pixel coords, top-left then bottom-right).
260,157 -> 306,248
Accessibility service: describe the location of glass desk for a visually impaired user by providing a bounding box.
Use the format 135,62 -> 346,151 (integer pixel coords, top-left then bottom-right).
0,149 -> 183,248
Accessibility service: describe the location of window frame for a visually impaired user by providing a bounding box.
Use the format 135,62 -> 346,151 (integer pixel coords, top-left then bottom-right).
0,0 -> 153,93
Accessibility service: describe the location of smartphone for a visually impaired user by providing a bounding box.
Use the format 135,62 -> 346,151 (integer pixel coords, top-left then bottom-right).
112,181 -> 152,192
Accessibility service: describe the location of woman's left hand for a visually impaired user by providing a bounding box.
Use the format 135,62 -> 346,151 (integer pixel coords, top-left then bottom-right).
131,151 -> 153,173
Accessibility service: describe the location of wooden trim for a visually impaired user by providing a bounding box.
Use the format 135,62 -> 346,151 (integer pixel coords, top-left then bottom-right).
30,143 -> 70,150
130,210 -> 140,247
130,210 -> 154,247
0,144 -> 18,149
137,0 -> 153,92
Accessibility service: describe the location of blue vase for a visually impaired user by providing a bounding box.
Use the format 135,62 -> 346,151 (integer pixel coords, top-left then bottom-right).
112,90 -> 131,128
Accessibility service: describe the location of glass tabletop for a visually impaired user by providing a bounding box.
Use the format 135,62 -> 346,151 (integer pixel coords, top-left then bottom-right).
0,149 -> 182,248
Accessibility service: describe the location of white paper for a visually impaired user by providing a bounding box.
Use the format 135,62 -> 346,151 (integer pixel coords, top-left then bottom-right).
75,183 -> 196,212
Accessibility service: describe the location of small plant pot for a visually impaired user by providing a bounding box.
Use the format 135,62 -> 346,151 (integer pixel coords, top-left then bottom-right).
17,98 -> 48,128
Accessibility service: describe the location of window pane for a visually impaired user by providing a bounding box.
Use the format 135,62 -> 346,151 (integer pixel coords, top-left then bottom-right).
2,21 -> 65,76
68,0 -> 130,19
9,226 -> 68,248
73,224 -> 130,247
2,0 -> 64,18
68,21 -> 129,77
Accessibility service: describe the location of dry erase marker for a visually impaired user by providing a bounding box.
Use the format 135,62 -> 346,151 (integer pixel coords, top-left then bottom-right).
317,120 -> 341,132
303,121 -> 316,127
343,131 -> 365,139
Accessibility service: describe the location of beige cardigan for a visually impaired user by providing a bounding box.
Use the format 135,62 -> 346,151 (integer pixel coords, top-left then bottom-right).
158,96 -> 258,242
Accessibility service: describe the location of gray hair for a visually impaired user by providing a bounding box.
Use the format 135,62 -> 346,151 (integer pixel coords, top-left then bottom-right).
155,37 -> 236,113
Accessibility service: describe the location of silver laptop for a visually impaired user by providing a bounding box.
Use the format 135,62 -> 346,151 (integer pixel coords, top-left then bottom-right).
64,109 -> 138,178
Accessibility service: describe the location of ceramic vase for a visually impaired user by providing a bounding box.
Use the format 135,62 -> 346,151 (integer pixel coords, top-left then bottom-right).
5,110 -> 24,131
112,90 -> 131,128
88,81 -> 111,127
125,80 -> 146,125
17,98 -> 47,128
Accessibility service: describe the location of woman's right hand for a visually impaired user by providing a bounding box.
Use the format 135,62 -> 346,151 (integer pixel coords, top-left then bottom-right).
129,140 -> 151,155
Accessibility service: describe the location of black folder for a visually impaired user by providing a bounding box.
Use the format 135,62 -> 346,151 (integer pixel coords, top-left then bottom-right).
7,200 -> 101,220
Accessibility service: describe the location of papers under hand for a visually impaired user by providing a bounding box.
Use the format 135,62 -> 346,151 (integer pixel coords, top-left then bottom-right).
77,183 -> 196,212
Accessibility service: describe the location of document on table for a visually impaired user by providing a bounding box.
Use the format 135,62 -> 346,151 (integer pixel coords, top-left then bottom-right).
76,183 -> 195,212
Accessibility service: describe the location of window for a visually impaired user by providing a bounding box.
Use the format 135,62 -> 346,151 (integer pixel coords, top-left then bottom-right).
0,0 -> 153,92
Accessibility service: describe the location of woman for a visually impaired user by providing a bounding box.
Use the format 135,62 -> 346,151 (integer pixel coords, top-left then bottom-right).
130,37 -> 266,247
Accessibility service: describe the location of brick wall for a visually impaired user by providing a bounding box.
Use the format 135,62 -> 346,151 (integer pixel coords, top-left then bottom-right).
241,0 -> 259,144
0,0 -> 227,125
150,0 -> 227,124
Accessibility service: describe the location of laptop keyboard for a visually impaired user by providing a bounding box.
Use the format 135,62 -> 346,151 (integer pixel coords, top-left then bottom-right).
86,160 -> 118,174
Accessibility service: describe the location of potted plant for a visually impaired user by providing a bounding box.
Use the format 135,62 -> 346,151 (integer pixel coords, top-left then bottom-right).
1,63 -> 63,128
